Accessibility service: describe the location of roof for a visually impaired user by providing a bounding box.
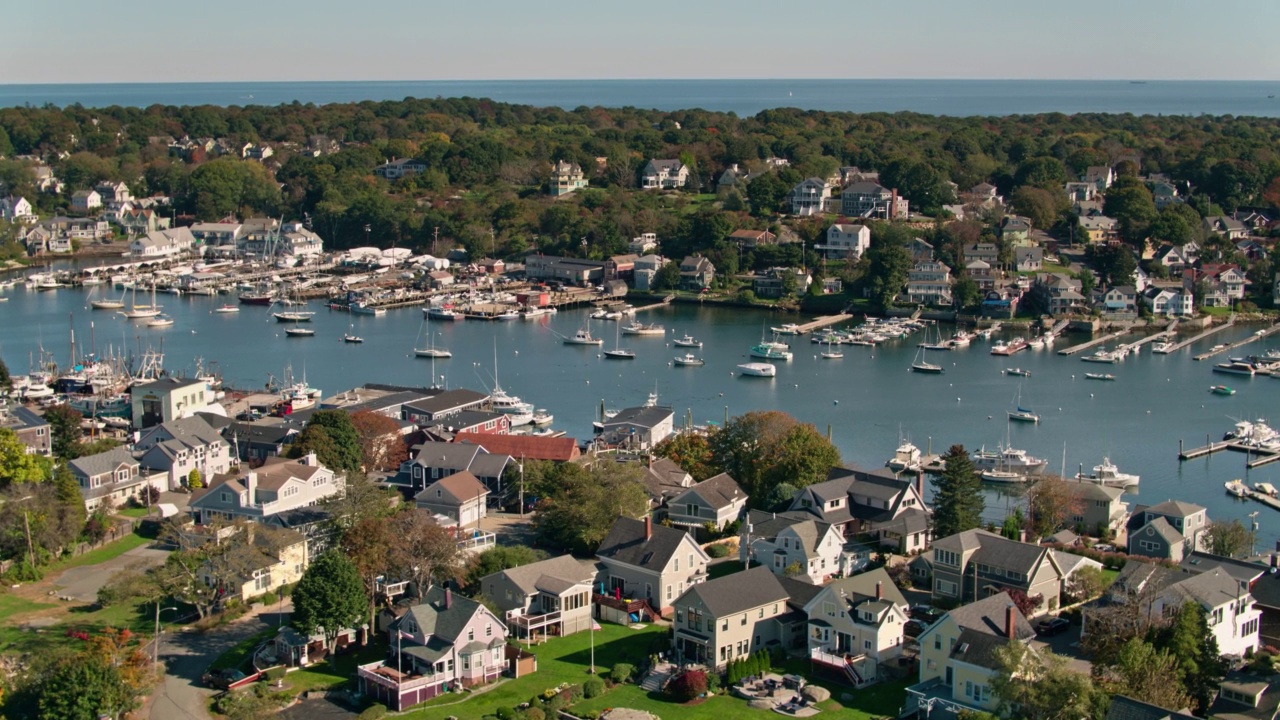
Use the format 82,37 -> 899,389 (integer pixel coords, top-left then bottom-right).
4,406 -> 48,430
675,566 -> 788,617
1163,568 -> 1247,610
416,471 -> 488,506
1106,695 -> 1198,720
944,592 -> 1036,640
453,432 -> 579,462
604,406 -> 673,431
133,376 -> 207,394
1137,516 -> 1185,547
1179,552 -> 1267,585
820,567 -> 909,610
776,575 -> 826,610
596,517 -> 696,571
1145,499 -> 1206,518
392,584 -> 488,645
675,473 -> 744,511
403,389 -> 488,418
69,446 -> 139,478
933,529 -> 1046,575
640,457 -> 693,502
483,554 -> 596,608
950,626 -> 1014,670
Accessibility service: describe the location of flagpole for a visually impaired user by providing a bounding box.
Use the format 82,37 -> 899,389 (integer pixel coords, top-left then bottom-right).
397,629 -> 402,675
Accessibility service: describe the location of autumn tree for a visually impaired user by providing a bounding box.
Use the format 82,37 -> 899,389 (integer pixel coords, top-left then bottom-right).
990,642 -> 1108,720
391,509 -> 466,596
1204,518 -> 1251,558
1001,587 -> 1044,617
463,545 -> 547,591
340,516 -> 397,636
707,411 -> 840,507
33,629 -> 152,720
654,431 -> 716,481
1025,475 -> 1084,539
930,445 -> 983,538
350,410 -> 408,472
533,461 -> 650,553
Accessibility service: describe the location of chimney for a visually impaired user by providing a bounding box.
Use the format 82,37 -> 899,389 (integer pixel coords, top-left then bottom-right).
1019,529 -> 1026,544
890,188 -> 898,219
648,454 -> 653,469
245,471 -> 257,501
875,581 -> 883,600
644,515 -> 652,541
1272,553 -> 1278,570
915,472 -> 924,499
1005,604 -> 1016,640
445,586 -> 452,609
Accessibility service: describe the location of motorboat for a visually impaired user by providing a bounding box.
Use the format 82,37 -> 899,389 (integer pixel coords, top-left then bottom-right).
820,347 -> 844,359
1210,385 -> 1236,396
1084,373 -> 1116,381
1214,361 -> 1255,376
285,327 -> 315,337
1081,349 -> 1119,364
751,342 -> 793,361
1223,419 -> 1280,448
1226,479 -> 1249,498
621,322 -> 665,336
1076,457 -> 1139,487
1256,482 -> 1278,498
972,446 -> 1048,475
990,338 -> 1028,356
531,410 -> 554,426
563,323 -> 604,346
980,469 -> 1027,484
425,306 -> 462,321
673,353 -> 705,366
350,301 -> 386,316
886,440 -> 922,473
414,346 -> 451,358
213,304 -> 240,314
737,362 -> 777,377
490,388 -> 534,426
146,315 -> 175,328
520,306 -> 555,320
673,334 -> 703,348
1152,341 -> 1175,354
772,323 -> 803,336
343,332 -> 364,343
495,310 -> 520,321
1003,368 -> 1030,377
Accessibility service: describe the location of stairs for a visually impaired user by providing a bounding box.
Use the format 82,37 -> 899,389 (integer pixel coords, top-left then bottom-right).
640,662 -> 676,692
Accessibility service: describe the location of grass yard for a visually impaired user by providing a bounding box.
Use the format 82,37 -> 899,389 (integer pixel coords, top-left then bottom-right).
1101,568 -> 1121,587
115,507 -> 153,518
283,641 -> 387,693
0,594 -> 56,624
210,627 -> 277,671
51,530 -> 151,572
403,623 -> 669,720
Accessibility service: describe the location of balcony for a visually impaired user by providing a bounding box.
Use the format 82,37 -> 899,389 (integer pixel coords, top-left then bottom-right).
456,529 -> 496,552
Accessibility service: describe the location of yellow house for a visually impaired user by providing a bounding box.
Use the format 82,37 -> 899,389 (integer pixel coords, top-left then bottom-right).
198,525 -> 309,603
906,593 -> 1036,716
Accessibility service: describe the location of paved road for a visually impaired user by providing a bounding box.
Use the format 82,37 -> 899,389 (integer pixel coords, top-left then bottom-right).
278,698 -> 358,720
149,603 -> 292,720
54,543 -> 170,602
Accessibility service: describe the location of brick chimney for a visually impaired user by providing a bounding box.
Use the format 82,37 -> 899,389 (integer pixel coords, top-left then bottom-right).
875,581 -> 883,600
644,515 -> 652,541
890,189 -> 898,219
445,586 -> 452,610
1005,605 -> 1016,640
915,472 -> 924,499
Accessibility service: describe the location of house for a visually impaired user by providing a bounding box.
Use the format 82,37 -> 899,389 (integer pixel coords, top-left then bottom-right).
1155,244 -> 1192,275
1014,247 -> 1043,273
752,267 -> 811,298
135,416 -> 233,490
671,565 -> 790,668
189,453 -> 343,525
1063,480 -> 1130,537
629,233 -> 658,254
1150,181 -> 1181,209
94,181 -> 132,207
727,229 -> 777,248
907,594 -> 1037,716
632,253 -> 664,291
640,159 -> 690,190
639,456 -> 695,510
840,182 -> 907,219
965,182 -> 1000,204
596,516 -> 710,615
1065,182 -> 1097,202
717,164 -> 748,189
804,568 -> 910,683
241,143 -> 273,161
818,224 -> 871,260
741,510 -> 845,584
481,554 -> 597,639
359,585 -> 507,710
1208,672 -> 1280,719
523,254 -> 606,286
787,466 -> 931,555
929,529 -> 1064,614
904,261 -> 953,306
414,471 -> 489,527
1,406 -> 51,456
451,432 -> 580,463
1194,264 -> 1249,301
1085,165 -> 1115,190
789,178 -> 831,216
604,254 -> 637,282
1096,285 -> 1139,317
189,222 -> 243,248
550,160 -> 587,196
222,421 -> 296,464
665,473 -> 746,532
1104,696 -> 1199,720
130,227 -> 196,257
1203,216 -> 1249,241
116,208 -> 167,236
1080,215 -> 1120,243
909,238 -> 935,264
965,260 -> 997,291
400,389 -> 490,425
31,165 -> 62,194
70,189 -> 102,213
200,525 -> 309,603
678,255 -> 715,291
1144,286 -> 1193,317
373,159 -> 428,180
597,405 -> 675,450
131,377 -> 214,428
392,441 -> 509,495
1126,499 -> 1208,562
0,196 -> 36,223
999,216 -> 1032,244
69,447 -> 149,511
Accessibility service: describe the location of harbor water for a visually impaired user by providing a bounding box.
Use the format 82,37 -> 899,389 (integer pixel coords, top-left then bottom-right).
2,283 -> 1279,547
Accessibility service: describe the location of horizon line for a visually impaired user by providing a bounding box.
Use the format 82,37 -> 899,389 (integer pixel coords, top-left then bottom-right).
3,77 -> 1280,87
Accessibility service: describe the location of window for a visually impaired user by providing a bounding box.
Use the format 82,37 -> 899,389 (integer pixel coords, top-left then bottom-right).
674,557 -> 679,571
468,629 -> 474,641
666,585 -> 672,600
486,624 -> 493,637
936,549 -> 960,567
741,615 -> 747,626
934,634 -> 942,650
689,553 -> 694,568
722,620 -> 728,631
823,601 -> 836,618
686,504 -> 698,517
864,640 -> 872,650
935,579 -> 958,597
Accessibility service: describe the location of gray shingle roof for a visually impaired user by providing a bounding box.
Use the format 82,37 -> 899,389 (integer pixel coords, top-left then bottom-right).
603,406 -> 673,429
944,592 -> 1036,640
393,585 -> 485,644
596,517 -> 694,571
1146,499 -> 1205,518
69,446 -> 140,478
676,565 -> 787,617
484,554 -> 595,598
933,529 -> 1046,575
1106,695 -> 1198,720
676,473 -> 743,511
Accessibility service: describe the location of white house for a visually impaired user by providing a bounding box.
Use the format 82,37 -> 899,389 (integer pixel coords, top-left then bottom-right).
804,568 -> 910,675
0,196 -> 36,223
640,159 -> 690,190
130,227 -> 196,257
741,510 -> 845,584
70,190 -> 102,213
904,261 -> 953,306
819,223 -> 871,259
135,416 -> 233,490
789,178 -> 831,216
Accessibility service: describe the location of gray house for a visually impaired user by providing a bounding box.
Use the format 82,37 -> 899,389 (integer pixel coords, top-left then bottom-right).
596,516 -> 709,616
930,529 -> 1064,615
787,466 -> 931,555
480,554 -> 597,640
70,447 -> 147,511
665,473 -> 747,532
1063,480 -> 1130,537
671,565 -> 790,668
1126,500 -> 1208,562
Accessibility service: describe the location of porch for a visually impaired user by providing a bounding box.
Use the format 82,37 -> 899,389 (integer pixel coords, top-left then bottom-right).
809,647 -> 877,688
357,661 -> 450,712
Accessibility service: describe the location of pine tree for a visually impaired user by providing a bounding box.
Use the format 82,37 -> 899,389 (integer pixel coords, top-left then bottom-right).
931,444 -> 985,538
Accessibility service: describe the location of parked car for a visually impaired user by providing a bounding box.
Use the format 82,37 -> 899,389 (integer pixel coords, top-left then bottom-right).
1036,617 -> 1071,637
202,668 -> 247,689
909,604 -> 941,622
904,619 -> 927,638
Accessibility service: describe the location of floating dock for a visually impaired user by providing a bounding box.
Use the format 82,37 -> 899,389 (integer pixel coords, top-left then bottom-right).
794,314 -> 854,334
1179,438 -> 1280,466
630,295 -> 675,314
1246,490 -> 1280,512
1057,326 -> 1132,356
1162,319 -> 1234,354
1194,322 -> 1280,361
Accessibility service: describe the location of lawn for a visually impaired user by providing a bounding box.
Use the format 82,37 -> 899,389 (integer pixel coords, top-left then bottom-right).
210,626 -> 277,671
51,530 -> 152,572
403,623 -> 669,720
0,594 -> 56,624
284,641 -> 387,693
116,507 -> 153,518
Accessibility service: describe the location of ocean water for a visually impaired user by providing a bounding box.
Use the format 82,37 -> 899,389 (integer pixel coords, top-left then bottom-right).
2,79 -> 1279,117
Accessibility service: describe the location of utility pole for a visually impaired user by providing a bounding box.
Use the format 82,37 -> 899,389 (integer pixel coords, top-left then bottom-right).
433,226 -> 439,257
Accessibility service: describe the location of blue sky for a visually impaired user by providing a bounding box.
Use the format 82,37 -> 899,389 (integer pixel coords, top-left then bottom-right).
6,0 -> 1278,84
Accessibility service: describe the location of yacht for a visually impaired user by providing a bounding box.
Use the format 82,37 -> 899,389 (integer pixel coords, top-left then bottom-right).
89,287 -> 127,310
604,324 -> 634,359
1152,341 -> 1175,354
342,334 -> 364,344
1007,386 -> 1039,423
520,306 -> 555,320
531,410 -> 554,426
118,285 -> 162,319
1084,373 -> 1116,381
820,341 -> 844,359
1003,368 -> 1030,377
980,469 -> 1027,484
563,327 -> 605,346
886,440 -> 922,473
214,304 -> 240,314
972,446 -> 1048,475
1224,419 -> 1280,449
239,288 -> 275,306
414,319 -> 452,358
737,362 -> 777,377
425,306 -> 462,321
272,310 -> 315,323
1081,349 -> 1119,364
1214,361 -> 1255,376
285,327 -> 316,337
673,353 -> 705,366
490,388 -> 534,425
146,315 -> 175,328
771,323 -> 803,336
1076,457 -> 1140,487
750,331 -> 793,361
495,310 -> 520,321
673,334 -> 703,348
622,322 -> 665,336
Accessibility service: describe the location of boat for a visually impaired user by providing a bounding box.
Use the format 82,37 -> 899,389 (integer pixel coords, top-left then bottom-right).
238,288 -> 275,305
1214,361 -> 1255,376
146,315 -> 175,328
350,301 -> 386,316
604,324 -> 635,359
343,334 -> 364,344
673,334 -> 703,348
621,322 -> 665,336
272,310 -> 315,323
972,445 -> 1048,475
563,319 -> 604,346
1081,349 -> 1119,364
1084,373 -> 1116,381
980,469 -> 1027,484
213,304 -> 240,314
751,329 -> 793,361
414,317 -> 452,358
1007,386 -> 1039,423
1256,482 -> 1278,498
737,362 -> 777,377
1076,457 -> 1140,487
89,287 -> 127,310
820,338 -> 844,359
886,439 -> 922,473
990,338 -> 1028,356
285,327 -> 316,337
488,344 -> 535,426
531,410 -> 554,426
1224,419 -> 1280,448
1152,341 -> 1175,354
1210,385 -> 1236,396
771,323 -> 803,336
425,306 -> 462,321
1003,368 -> 1030,377
910,347 -> 944,374
673,353 -> 705,366
118,284 -> 162,319
1225,479 -> 1249,498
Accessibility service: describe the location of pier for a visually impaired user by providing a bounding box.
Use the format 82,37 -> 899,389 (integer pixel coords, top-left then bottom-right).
1194,322 -> 1280,361
630,295 -> 675,314
1124,320 -> 1179,350
794,314 -> 854,334
1178,438 -> 1280,466
1057,325 -> 1132,356
1162,318 -> 1234,354
1246,490 -> 1280,513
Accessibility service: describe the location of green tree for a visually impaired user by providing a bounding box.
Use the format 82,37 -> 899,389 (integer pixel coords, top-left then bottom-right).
292,550 -> 367,665
1103,177 -> 1157,248
1149,602 -> 1226,714
1100,638 -> 1191,711
0,428 -> 51,487
0,356 -> 10,391
866,243 -> 912,310
293,410 -> 363,474
1149,203 -> 1202,245
36,649 -> 137,720
990,642 -> 1108,720
1203,519 -> 1250,557
707,411 -> 840,506
930,445 -> 984,538
43,404 -> 83,460
1010,186 -> 1069,230
187,468 -> 203,489
1064,565 -> 1106,603
339,515 -> 396,635
463,545 -> 548,591
653,261 -> 682,291
654,432 -> 716,481
745,173 -> 787,216
533,462 -> 650,553
1015,156 -> 1069,189
952,276 -> 980,309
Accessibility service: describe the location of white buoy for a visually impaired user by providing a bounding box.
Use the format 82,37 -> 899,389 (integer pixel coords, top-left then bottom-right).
834,400 -> 838,405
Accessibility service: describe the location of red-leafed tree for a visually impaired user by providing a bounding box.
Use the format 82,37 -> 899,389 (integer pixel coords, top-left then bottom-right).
350,410 -> 409,472
1001,587 -> 1044,618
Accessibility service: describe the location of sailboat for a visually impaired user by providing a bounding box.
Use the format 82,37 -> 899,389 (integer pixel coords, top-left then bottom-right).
979,422 -> 1032,483
488,341 -> 534,426
118,283 -> 162,319
910,346 -> 943,373
89,285 -> 126,310
413,317 -> 452,358
272,284 -> 315,322
820,337 -> 844,359
604,322 -> 635,359
1007,385 -> 1040,423
342,323 -> 363,344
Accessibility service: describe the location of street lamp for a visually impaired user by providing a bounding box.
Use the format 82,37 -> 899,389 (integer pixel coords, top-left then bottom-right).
153,605 -> 178,665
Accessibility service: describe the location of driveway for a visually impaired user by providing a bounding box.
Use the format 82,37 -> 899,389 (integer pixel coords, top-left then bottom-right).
278,698 -> 358,719
149,603 -> 292,720
54,544 -> 170,602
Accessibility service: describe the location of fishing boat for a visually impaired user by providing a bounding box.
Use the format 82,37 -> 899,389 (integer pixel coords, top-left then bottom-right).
531,409 -> 554,426
737,362 -> 777,377
1003,368 -> 1030,377
750,330 -> 793,361
673,353 -> 705,366
520,306 -> 555,320
1081,349 -> 1119,364
604,324 -> 635,359
1152,341 -> 1175,354
564,318 -> 605,346
350,301 -> 386,316
494,310 -> 520,321
771,323 -> 803,336
425,306 -> 462,321
972,444 -> 1048,475
673,334 -> 703,348
1214,361 -> 1255,376
146,315 -> 175,328
910,347 -> 944,374
1084,373 -> 1116,381
213,304 -> 240,314
1076,457 -> 1140,487
1225,479 -> 1249,498
285,327 -> 316,337
621,322 -> 665,336
1210,385 -> 1236,395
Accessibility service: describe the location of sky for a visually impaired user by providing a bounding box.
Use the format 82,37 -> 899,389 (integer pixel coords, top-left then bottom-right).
5,0 -> 1279,84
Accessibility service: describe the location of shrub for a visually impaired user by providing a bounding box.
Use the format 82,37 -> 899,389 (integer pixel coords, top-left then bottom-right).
610,663 -> 635,684
726,659 -> 739,685
756,648 -> 771,673
743,653 -> 759,677
583,677 -> 605,699
496,706 -> 518,720
522,708 -> 545,720
706,672 -> 720,693
265,666 -> 287,682
259,591 -> 278,606
545,693 -> 568,714
564,684 -> 584,703
706,543 -> 731,558
667,670 -> 708,701
358,707 -> 388,720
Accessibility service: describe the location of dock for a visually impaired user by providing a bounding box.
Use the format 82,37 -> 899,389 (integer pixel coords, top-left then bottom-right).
1057,325 -> 1132,356
1125,320 -> 1179,350
794,314 -> 854,334
1179,438 -> 1280,466
1194,322 -> 1280,361
1161,318 -> 1234,354
630,295 -> 675,314
1247,490 -> 1280,512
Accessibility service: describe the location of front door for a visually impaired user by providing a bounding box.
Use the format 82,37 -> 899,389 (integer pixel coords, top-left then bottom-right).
945,666 -> 953,686
836,632 -> 852,654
